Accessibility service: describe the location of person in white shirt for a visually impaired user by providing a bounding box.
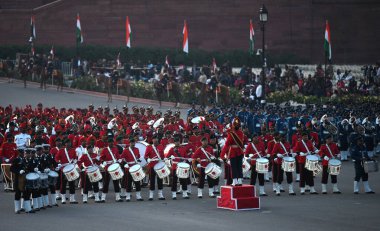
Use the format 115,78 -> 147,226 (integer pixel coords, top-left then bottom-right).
14,126 -> 31,148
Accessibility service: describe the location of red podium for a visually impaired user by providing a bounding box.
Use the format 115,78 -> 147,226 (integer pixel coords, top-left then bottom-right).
217,185 -> 260,211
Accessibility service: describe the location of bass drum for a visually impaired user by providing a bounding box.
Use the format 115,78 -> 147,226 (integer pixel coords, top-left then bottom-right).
135,141 -> 149,168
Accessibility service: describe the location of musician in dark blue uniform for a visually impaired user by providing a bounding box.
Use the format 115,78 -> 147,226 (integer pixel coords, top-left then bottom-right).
351,137 -> 375,194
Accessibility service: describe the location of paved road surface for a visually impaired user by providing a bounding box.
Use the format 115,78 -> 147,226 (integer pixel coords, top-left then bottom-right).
0,78 -> 379,231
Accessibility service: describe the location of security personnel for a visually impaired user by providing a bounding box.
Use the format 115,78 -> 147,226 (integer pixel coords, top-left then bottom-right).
351,137 -> 375,194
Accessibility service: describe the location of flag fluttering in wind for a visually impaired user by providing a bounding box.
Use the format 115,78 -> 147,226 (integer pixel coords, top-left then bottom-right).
165,55 -> 170,66
126,16 -> 132,48
182,20 -> 189,54
50,46 -> 54,58
212,58 -> 217,72
249,19 -> 255,55
324,20 -> 332,61
76,14 -> 84,44
30,15 -> 36,42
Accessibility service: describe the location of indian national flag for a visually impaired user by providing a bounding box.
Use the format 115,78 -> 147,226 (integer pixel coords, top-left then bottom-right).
30,15 -> 36,41
324,20 -> 332,61
126,16 -> 131,48
183,20 -> 188,54
249,19 -> 255,55
76,14 -> 84,44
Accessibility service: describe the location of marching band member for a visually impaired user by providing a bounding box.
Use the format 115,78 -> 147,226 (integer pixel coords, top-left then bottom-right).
351,137 -> 375,194
167,136 -> 189,199
50,137 -> 62,201
220,117 -> 245,186
208,134 -> 221,194
291,124 -> 303,182
144,134 -> 166,200
25,148 -> 42,211
0,133 -> 18,164
43,144 -> 59,207
14,124 -> 31,148
294,132 -> 318,195
55,138 -> 78,204
78,142 -> 100,203
271,134 -> 295,196
36,145 -> 52,208
245,134 -> 267,196
318,135 -> 341,194
100,137 -> 122,202
192,137 -> 217,198
338,119 -> 350,161
120,137 -> 143,202
10,147 -> 27,214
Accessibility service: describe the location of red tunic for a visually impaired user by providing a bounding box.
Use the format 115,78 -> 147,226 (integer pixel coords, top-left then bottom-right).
294,140 -> 316,164
220,130 -> 245,159
192,145 -> 215,168
244,142 -> 265,165
318,143 -> 340,166
144,144 -> 165,169
120,146 -> 140,170
271,141 -> 291,164
77,151 -> 98,168
0,142 -> 17,161
166,145 -> 188,170
100,146 -> 120,170
55,148 -> 76,166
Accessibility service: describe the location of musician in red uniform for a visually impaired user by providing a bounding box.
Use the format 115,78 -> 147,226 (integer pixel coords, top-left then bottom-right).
144,134 -> 166,200
318,135 -> 341,194
0,133 -> 18,163
244,134 -> 267,196
271,134 -> 296,195
291,125 -> 303,182
220,117 -> 245,186
167,136 -> 189,199
192,137 -> 217,198
294,132 -> 318,195
100,137 -> 122,202
77,142 -> 100,203
120,137 -> 143,202
54,138 -> 78,204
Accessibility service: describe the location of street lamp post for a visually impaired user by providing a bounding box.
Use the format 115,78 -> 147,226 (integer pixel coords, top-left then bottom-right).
259,4 -> 268,105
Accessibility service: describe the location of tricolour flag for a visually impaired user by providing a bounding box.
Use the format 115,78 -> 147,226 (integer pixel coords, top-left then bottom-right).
324,20 -> 332,61
165,55 -> 170,66
126,16 -> 131,48
182,20 -> 188,54
50,45 -> 54,58
212,58 -> 217,72
76,14 -> 84,44
249,19 -> 255,55
30,15 -> 36,41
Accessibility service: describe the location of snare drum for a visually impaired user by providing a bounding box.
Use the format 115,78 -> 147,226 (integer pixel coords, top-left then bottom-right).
108,163 -> 124,180
63,164 -> 80,181
39,173 -> 49,188
129,164 -> 146,181
242,158 -> 251,174
26,173 -> 40,189
205,163 -> 222,180
176,162 -> 190,179
86,166 -> 103,183
153,161 -> 170,179
328,159 -> 342,175
256,158 -> 269,173
282,157 -> 296,172
47,171 -> 59,186
305,155 -> 319,171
